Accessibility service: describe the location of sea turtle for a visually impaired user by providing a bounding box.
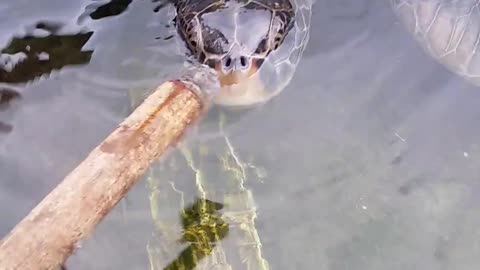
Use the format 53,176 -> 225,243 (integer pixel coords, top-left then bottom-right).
131,0 -> 480,269
391,0 -> 480,88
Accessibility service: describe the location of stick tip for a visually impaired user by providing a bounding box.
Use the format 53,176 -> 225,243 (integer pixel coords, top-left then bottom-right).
180,62 -> 221,103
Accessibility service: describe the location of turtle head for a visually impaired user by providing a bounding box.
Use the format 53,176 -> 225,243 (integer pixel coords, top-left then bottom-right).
205,15 -> 290,87
176,0 -> 295,107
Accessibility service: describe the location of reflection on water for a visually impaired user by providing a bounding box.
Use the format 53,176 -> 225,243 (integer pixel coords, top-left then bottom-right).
146,113 -> 271,270
0,21 -> 94,133
0,0 -> 139,134
0,0 -> 143,85
0,27 -> 93,83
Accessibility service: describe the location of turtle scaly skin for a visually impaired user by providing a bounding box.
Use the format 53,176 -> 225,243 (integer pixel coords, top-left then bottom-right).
175,0 -> 294,72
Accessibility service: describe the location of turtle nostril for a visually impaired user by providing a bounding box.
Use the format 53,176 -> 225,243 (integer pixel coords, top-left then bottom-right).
239,56 -> 248,68
222,55 -> 249,71
224,56 -> 233,69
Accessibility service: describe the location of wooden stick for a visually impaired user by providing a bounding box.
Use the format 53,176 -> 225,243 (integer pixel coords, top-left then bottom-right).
0,77 -> 212,269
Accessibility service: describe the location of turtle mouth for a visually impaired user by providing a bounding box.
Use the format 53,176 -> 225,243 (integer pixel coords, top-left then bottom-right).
211,59 -> 274,107
214,58 -> 259,86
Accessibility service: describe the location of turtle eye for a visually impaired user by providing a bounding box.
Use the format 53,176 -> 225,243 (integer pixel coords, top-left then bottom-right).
273,35 -> 282,50
269,15 -> 291,51
254,38 -> 269,55
255,58 -> 265,68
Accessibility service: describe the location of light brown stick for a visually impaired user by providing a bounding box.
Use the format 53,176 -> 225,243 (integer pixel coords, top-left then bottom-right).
0,79 -> 207,270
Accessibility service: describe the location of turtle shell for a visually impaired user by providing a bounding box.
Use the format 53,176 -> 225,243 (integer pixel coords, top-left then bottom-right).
392,0 -> 480,87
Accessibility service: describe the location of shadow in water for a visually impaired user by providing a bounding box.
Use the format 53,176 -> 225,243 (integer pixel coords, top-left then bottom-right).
152,0 -> 172,12
88,0 -> 133,20
159,198 -> 229,270
0,88 -> 21,134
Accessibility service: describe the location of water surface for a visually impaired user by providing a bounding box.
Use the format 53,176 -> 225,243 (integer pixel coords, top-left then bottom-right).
1,1 -> 480,270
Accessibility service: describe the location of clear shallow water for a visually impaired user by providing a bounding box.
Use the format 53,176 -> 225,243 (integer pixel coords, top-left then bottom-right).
1,0 -> 480,270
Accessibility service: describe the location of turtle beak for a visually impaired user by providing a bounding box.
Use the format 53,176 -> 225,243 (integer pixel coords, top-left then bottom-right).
212,59 -> 273,107
214,59 -> 259,86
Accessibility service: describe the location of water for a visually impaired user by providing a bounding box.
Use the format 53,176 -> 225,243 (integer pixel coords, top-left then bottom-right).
1,0 -> 480,269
